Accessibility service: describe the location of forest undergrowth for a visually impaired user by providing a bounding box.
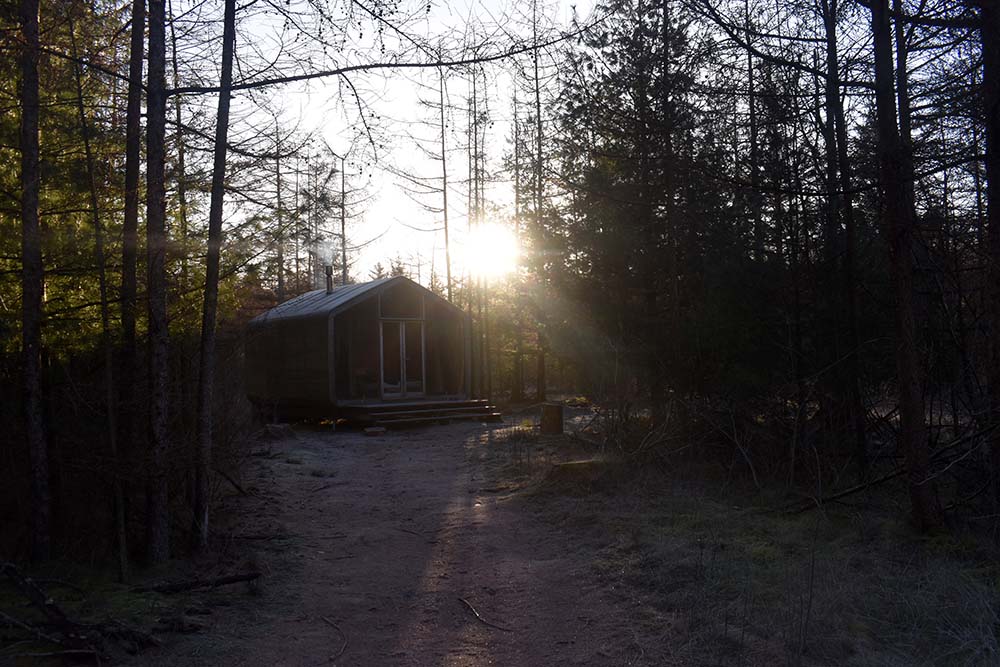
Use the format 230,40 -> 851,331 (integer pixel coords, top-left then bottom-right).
490,401 -> 1000,666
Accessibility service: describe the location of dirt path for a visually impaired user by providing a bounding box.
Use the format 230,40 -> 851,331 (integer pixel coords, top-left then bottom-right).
135,423 -> 645,666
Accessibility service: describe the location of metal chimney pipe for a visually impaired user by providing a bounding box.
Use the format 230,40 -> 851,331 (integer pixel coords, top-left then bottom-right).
325,265 -> 333,294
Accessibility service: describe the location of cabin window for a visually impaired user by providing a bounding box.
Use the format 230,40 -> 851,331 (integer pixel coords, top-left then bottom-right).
379,281 -> 424,319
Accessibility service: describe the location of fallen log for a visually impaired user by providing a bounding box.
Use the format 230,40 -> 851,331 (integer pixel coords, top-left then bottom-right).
1,562 -> 157,656
12,649 -> 99,661
0,609 -> 62,646
132,571 -> 262,594
786,423 -> 1000,514
0,563 -> 84,643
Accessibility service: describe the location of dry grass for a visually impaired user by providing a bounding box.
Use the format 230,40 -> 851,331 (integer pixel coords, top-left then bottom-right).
491,434 -> 1000,666
613,492 -> 1000,665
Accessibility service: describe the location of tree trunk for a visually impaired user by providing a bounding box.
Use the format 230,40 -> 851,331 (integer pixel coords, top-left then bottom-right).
275,123 -> 285,302
69,12 -> 128,581
439,69 -> 452,301
340,156 -> 347,285
146,0 -> 172,563
193,0 -> 236,552
169,0 -> 189,291
869,0 -> 942,531
978,0 -> 1000,508
20,0 -> 50,563
744,1 -> 763,261
532,0 -> 546,403
892,0 -> 913,149
484,277 -> 492,401
818,2 -> 843,445
973,95 -> 987,247
472,70 -> 485,398
660,0 -> 679,415
293,158 -> 300,290
511,92 -> 524,403
120,0 -> 144,461
790,182 -> 805,490
824,0 -> 867,480
465,75 -> 477,394
474,75 -> 490,399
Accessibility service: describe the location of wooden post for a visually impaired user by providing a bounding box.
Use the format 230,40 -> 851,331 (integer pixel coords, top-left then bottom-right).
464,313 -> 473,399
540,403 -> 563,435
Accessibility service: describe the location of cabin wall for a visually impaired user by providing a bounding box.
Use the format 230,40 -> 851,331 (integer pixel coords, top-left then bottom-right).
333,298 -> 380,400
245,315 -> 331,410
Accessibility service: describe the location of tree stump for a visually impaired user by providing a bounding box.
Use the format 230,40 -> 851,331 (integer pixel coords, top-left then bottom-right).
540,403 -> 564,435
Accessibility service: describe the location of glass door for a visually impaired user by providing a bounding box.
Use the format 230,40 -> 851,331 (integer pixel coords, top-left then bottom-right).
404,321 -> 424,396
381,321 -> 402,397
381,320 -> 425,398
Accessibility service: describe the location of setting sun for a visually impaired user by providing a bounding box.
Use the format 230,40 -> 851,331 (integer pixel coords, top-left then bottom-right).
462,222 -> 520,279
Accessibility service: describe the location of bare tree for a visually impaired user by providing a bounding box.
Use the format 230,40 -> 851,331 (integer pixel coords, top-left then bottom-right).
821,0 -> 866,479
510,90 -> 525,403
869,0 -> 943,531
146,0 -> 172,563
275,121 -> 286,302
120,0 -> 144,462
977,0 -> 1000,507
169,0 -> 191,291
20,0 -> 50,563
69,8 -> 129,581
193,0 -> 237,552
439,68 -> 453,300
531,0 -> 547,402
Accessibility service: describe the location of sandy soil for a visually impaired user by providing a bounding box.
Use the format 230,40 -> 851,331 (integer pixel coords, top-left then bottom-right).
131,423 -> 647,666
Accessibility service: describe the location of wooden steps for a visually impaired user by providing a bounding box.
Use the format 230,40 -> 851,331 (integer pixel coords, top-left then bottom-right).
348,399 -> 502,428
375,411 -> 502,428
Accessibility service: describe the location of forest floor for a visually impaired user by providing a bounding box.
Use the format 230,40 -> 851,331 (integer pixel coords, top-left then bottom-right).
119,420 -> 655,666
99,417 -> 1000,667
8,416 -> 1000,666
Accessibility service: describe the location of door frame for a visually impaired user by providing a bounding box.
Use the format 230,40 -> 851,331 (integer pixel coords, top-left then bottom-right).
379,319 -> 425,399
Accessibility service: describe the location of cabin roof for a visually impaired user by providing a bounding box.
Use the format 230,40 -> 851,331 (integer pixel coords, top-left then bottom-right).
249,275 -> 456,325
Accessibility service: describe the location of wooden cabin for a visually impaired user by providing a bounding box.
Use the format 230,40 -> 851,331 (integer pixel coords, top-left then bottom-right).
245,275 -> 492,424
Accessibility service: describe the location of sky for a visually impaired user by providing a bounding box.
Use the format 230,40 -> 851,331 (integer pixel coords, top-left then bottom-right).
263,0 -> 593,285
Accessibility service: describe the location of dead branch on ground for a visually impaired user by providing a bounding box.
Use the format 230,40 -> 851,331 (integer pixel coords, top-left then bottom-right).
320,616 -> 349,662
132,571 -> 262,594
215,467 -> 251,496
458,597 -> 513,632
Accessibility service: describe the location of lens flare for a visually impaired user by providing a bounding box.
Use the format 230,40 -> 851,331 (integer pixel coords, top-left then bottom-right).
463,222 -> 519,279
